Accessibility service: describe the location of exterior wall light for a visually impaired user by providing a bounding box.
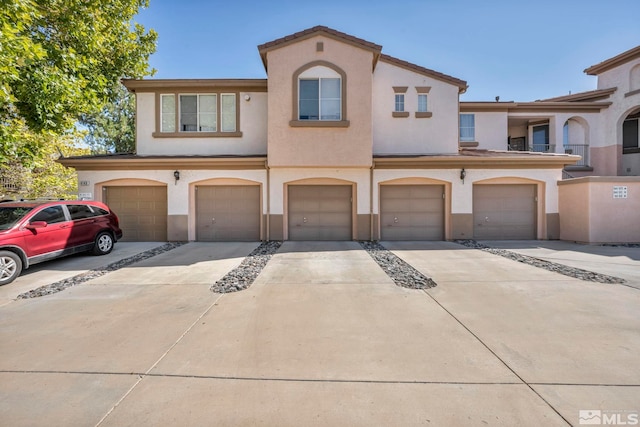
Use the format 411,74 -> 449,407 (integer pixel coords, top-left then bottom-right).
460,168 -> 466,183
173,170 -> 180,185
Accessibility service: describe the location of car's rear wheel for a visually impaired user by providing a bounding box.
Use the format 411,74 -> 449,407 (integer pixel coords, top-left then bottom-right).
93,232 -> 114,255
0,251 -> 22,285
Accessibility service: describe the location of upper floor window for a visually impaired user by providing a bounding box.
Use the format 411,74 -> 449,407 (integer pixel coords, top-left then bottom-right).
180,94 -> 217,132
417,94 -> 428,112
394,93 -> 405,112
299,78 -> 341,120
460,114 -> 475,141
157,92 -> 239,137
291,62 -> 348,127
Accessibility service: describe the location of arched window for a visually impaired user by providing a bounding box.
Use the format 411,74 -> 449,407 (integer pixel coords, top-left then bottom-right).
290,61 -> 348,127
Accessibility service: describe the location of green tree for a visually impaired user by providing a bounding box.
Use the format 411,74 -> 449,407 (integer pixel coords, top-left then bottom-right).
0,130 -> 90,200
0,0 -> 156,165
81,84 -> 136,154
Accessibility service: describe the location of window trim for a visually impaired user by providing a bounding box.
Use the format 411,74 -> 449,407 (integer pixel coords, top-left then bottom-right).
290,60 -> 349,128
154,91 -> 242,138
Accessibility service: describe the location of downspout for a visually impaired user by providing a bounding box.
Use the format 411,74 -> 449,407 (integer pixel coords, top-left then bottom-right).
370,162 -> 374,241
266,159 -> 270,241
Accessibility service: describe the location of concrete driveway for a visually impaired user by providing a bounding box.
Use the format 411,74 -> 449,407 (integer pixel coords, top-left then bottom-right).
0,241 -> 638,426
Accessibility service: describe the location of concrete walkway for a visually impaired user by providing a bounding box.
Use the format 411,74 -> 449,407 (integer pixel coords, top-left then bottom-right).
0,241 -> 638,426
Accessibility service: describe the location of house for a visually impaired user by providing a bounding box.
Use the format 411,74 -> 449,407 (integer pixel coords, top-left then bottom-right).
461,44 -> 640,177
60,26 -> 639,243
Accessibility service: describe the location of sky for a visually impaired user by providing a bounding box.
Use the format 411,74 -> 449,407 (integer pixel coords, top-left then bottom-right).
135,0 -> 640,102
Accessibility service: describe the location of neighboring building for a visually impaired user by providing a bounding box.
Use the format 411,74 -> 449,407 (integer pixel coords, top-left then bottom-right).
461,45 -> 640,178
60,26 -> 638,243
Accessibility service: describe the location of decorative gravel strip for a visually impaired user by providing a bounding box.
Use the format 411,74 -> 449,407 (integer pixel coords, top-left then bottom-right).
17,242 -> 186,299
454,239 -> 626,284
210,241 -> 283,293
360,241 -> 437,289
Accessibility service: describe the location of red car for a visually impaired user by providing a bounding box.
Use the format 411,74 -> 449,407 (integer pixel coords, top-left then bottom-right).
0,200 -> 123,285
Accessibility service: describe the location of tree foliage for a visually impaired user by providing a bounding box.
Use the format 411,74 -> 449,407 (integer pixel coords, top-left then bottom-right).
0,0 -> 156,164
81,83 -> 135,154
1,130 -> 90,200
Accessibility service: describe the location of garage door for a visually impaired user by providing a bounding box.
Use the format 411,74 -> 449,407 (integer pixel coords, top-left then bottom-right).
473,184 -> 536,240
380,185 -> 444,240
104,186 -> 167,241
196,185 -> 260,241
288,185 -> 351,241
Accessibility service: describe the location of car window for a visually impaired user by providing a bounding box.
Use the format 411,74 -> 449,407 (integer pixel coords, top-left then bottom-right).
0,207 -> 34,230
68,204 -> 107,220
31,206 -> 67,224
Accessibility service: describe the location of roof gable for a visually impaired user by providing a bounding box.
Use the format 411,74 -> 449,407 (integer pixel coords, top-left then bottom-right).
257,26 -> 382,72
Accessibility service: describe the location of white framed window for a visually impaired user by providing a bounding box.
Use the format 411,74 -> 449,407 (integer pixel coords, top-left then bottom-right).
221,94 -> 236,132
418,94 -> 428,112
394,93 -> 405,112
460,114 -> 475,141
160,94 -> 175,132
299,78 -> 341,120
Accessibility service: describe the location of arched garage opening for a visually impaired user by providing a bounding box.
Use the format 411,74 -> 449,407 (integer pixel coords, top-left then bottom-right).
97,179 -> 168,242
284,178 -> 356,241
378,177 -> 451,241
472,177 -> 546,240
190,178 -> 262,242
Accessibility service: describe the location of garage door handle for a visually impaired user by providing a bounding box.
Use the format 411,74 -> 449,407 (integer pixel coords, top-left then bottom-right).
212,218 -> 215,224
485,217 -> 490,222
303,217 -> 308,223
394,217 -> 399,223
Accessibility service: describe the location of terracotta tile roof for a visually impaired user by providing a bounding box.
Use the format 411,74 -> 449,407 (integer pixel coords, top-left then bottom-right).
379,54 -> 467,93
537,87 -> 617,102
257,25 -> 382,54
584,45 -> 640,75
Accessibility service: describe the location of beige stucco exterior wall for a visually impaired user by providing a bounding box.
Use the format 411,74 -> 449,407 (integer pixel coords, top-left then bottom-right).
135,92 -> 268,156
559,177 -> 640,243
76,169 -> 267,241
594,57 -> 640,176
372,61 -> 460,154
373,168 -> 560,214
268,168 -> 370,216
265,36 -> 374,167
472,112 -> 508,150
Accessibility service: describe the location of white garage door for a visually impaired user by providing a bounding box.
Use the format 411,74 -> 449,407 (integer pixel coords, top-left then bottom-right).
473,184 -> 536,240
196,185 -> 260,241
380,185 -> 444,240
288,185 -> 352,241
104,186 -> 167,242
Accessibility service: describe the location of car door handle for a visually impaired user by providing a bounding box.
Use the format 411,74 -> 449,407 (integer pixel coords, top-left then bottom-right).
59,224 -> 70,228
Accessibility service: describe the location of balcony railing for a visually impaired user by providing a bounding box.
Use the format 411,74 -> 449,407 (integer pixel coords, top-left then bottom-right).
562,144 -> 589,166
528,144 -> 556,153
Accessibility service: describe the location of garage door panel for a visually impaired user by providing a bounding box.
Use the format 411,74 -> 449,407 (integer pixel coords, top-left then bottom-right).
105,186 -> 167,242
380,185 -> 444,241
288,185 -> 352,241
473,184 -> 536,240
196,186 -> 260,242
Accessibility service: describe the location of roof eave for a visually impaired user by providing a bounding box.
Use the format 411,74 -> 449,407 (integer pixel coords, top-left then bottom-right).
58,156 -> 268,171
